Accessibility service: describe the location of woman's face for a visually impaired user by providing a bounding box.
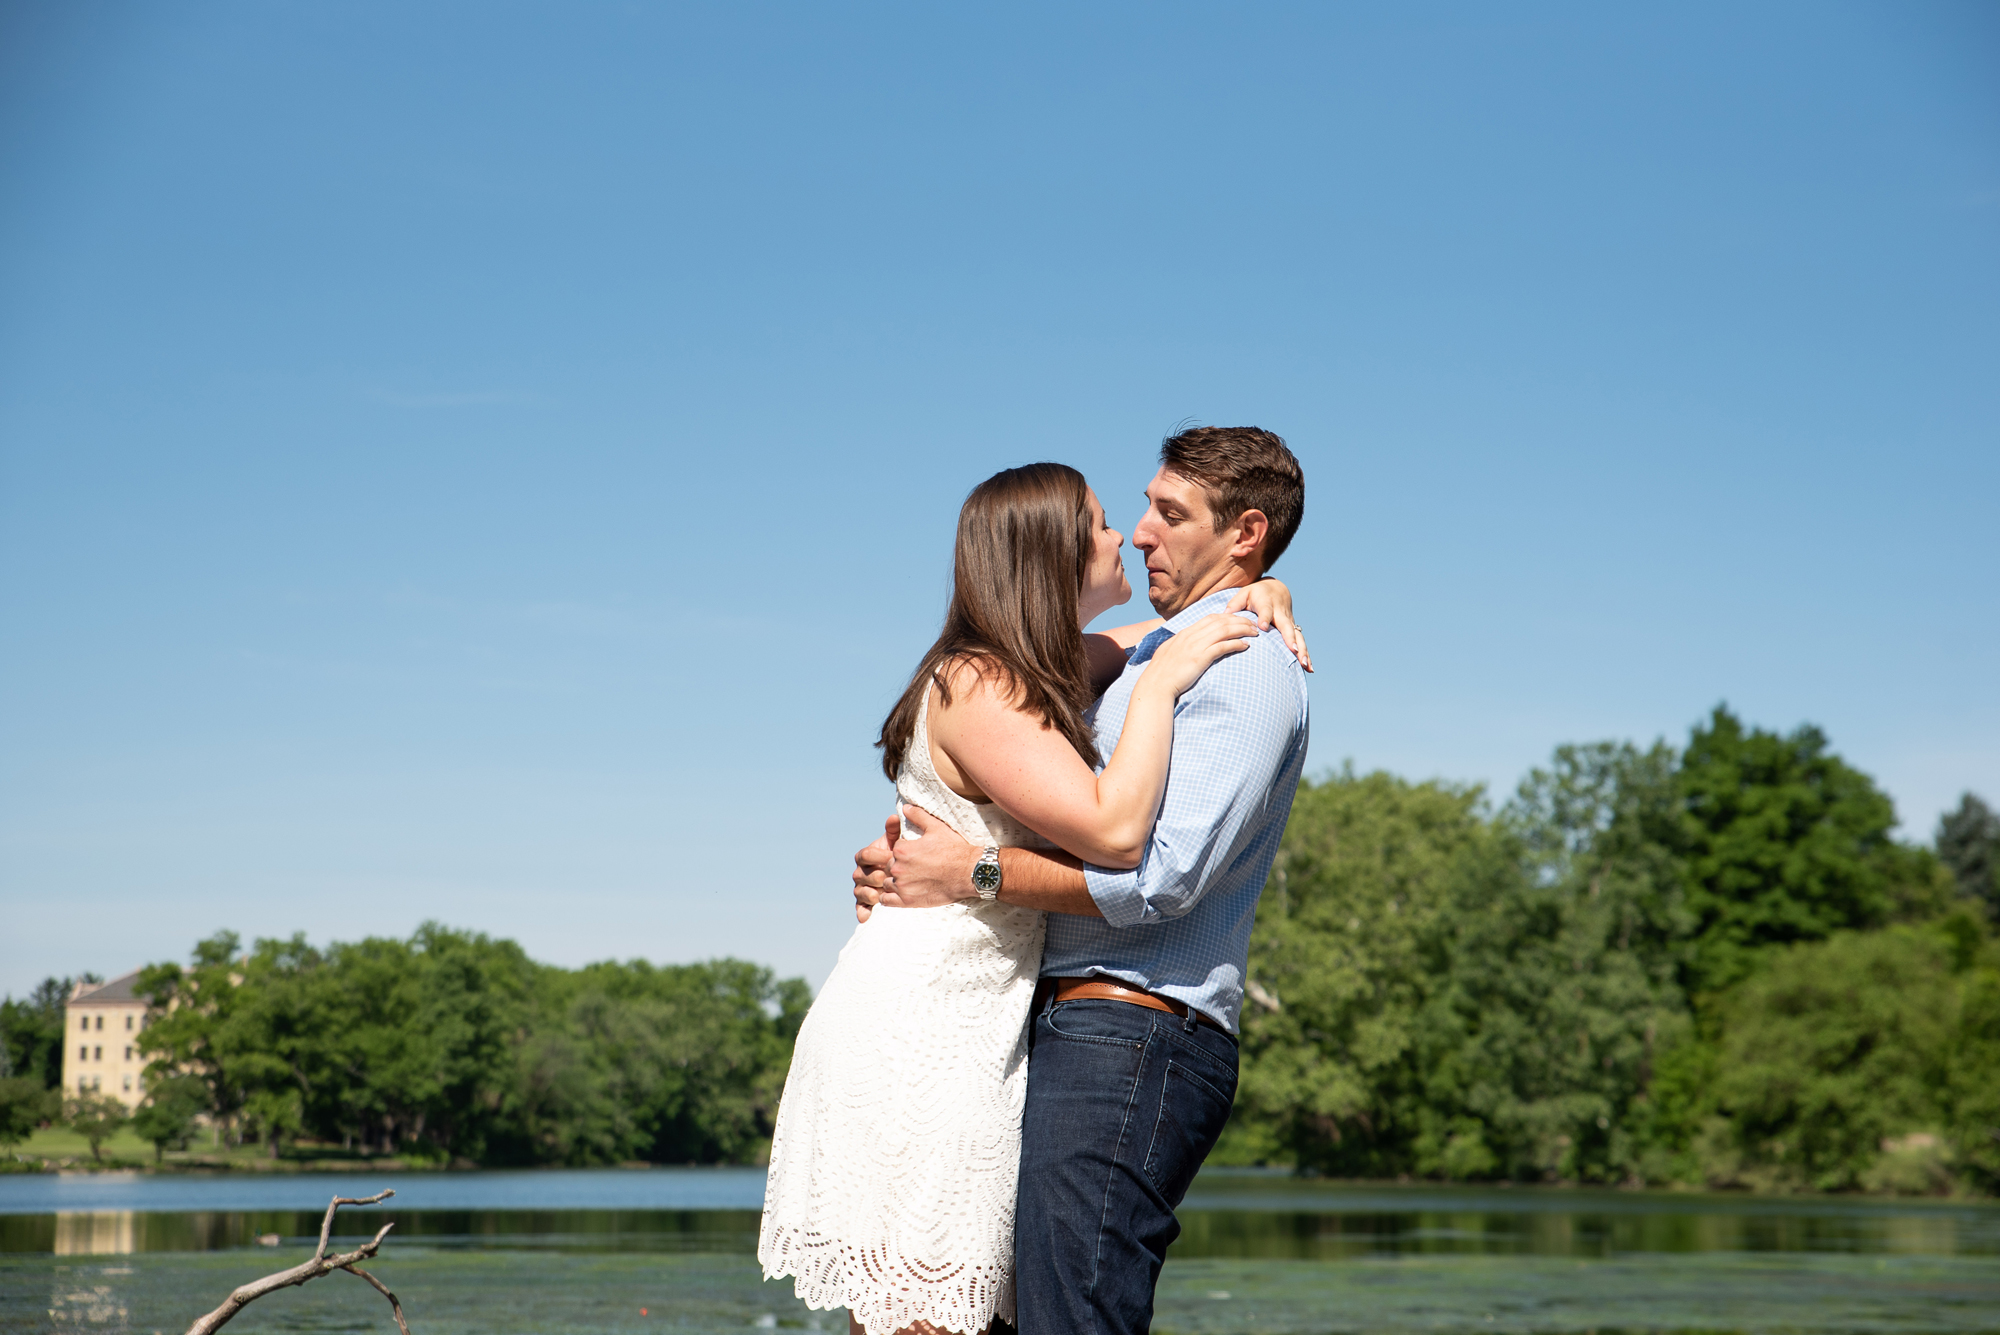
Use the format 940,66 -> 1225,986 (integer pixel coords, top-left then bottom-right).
1078,486 -> 1132,626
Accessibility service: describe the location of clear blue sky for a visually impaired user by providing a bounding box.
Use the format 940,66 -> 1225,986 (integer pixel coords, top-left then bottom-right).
2,1 -> 1995,997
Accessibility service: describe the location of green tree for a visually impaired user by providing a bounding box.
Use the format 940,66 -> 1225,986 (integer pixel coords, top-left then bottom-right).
510,958 -> 811,1165
1411,741 -> 1695,1183
0,1075 -> 58,1147
1217,712 -> 1981,1190
244,1087 -> 306,1159
320,925 -> 540,1161
1699,924 -> 1965,1191
1231,748 -> 1706,1184
148,925 -> 540,1162
1677,706 -> 1939,993
0,976 -> 95,1089
1938,792 -> 2000,916
137,933 -> 248,1141
130,1075 -> 208,1162
1231,768 -> 1490,1174
134,923 -> 815,1167
206,933 -> 351,1159
64,1092 -> 130,1162
1950,984 -> 2000,1190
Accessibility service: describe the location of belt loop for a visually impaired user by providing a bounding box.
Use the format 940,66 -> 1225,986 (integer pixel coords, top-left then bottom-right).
1181,1009 -> 1198,1034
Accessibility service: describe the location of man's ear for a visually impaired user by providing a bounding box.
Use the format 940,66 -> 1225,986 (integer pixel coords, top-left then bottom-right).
1227,509 -> 1270,567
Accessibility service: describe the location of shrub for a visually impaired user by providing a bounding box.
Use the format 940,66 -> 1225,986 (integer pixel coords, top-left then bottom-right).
0,1076 -> 57,1147
63,1092 -> 130,1163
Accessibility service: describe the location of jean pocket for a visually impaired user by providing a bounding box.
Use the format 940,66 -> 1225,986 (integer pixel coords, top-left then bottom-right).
1163,1023 -> 1239,1085
1043,1000 -> 1147,1047
1142,1058 -> 1237,1207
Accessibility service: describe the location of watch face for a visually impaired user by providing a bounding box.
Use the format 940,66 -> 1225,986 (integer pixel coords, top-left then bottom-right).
972,860 -> 1003,894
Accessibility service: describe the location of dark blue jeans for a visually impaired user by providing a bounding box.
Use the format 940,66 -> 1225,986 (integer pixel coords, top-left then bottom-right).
1012,997 -> 1240,1335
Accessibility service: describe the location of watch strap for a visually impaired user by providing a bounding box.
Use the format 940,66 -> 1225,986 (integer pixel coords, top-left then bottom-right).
973,845 -> 1002,901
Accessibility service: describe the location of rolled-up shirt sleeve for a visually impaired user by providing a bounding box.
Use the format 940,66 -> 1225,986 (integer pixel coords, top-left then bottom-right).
1082,648 -> 1302,928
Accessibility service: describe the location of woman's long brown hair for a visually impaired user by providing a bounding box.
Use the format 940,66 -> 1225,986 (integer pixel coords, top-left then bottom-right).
878,462 -> 1103,780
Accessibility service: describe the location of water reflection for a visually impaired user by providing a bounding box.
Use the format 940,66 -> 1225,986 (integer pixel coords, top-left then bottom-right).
1171,1201 -> 2000,1260
5,1184 -> 1998,1335
3,1174 -> 1996,1263
51,1213 -> 135,1257
3,1207 -> 767,1255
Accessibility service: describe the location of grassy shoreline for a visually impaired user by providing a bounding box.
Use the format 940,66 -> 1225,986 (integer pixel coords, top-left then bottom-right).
4,1125 -> 466,1174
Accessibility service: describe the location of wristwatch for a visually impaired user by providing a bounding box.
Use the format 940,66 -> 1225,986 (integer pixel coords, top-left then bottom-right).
971,846 -> 1003,901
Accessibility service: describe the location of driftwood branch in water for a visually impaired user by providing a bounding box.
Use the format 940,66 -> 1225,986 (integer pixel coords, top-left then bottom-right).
183,1188 -> 407,1335
338,1258 -> 413,1335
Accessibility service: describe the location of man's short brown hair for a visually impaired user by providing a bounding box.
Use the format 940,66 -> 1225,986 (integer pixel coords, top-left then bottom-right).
1158,425 -> 1305,572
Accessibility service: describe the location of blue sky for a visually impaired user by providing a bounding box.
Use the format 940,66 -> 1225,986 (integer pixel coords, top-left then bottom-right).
2,1 -> 1995,996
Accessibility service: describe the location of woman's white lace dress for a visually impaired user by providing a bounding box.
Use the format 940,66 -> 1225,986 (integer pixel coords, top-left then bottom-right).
760,688 -> 1049,1335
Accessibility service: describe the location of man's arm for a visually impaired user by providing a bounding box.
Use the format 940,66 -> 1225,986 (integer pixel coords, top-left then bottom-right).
1083,644 -> 1304,927
997,846 -> 1099,915
855,648 -> 1301,924
854,637 -> 1301,926
852,805 -> 1103,917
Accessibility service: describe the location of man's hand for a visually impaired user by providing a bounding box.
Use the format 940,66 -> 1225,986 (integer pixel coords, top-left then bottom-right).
878,804 -> 979,909
851,815 -> 899,922
855,805 -> 1101,917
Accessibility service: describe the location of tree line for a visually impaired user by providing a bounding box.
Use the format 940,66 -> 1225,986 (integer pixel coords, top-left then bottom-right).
1229,706 -> 2000,1194
3,704 -> 1997,1191
1,934 -> 811,1167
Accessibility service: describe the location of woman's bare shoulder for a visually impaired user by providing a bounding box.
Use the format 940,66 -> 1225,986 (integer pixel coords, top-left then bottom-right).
933,653 -> 1019,708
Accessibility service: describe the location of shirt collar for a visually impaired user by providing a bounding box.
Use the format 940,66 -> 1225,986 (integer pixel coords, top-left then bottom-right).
1131,588 -> 1245,663
1160,587 -> 1242,634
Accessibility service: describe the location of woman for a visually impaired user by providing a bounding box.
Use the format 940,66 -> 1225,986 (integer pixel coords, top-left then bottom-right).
759,463 -> 1298,1335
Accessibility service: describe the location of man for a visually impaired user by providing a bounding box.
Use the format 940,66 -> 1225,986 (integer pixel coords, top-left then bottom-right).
853,426 -> 1310,1334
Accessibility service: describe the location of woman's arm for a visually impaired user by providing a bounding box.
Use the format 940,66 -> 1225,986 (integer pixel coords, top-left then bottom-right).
1093,619 -> 1165,652
931,615 -> 1259,868
1231,577 -> 1310,672
1084,632 -> 1142,693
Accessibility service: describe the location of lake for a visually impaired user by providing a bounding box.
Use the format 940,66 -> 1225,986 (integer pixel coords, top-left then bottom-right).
3,1168 -> 1996,1333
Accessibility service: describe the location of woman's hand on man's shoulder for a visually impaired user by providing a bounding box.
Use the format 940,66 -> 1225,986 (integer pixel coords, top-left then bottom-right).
1226,578 -> 1312,672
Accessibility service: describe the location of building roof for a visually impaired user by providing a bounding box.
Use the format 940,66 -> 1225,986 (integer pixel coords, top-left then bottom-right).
70,969 -> 146,1006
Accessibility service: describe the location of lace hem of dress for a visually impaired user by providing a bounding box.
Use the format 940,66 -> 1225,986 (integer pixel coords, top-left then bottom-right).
761,1224 -> 1012,1335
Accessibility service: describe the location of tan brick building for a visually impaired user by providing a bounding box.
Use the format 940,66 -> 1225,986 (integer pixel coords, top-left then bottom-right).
61,971 -> 150,1110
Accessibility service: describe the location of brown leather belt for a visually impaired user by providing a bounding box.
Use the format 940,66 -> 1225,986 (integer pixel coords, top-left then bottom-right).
1037,976 -> 1227,1032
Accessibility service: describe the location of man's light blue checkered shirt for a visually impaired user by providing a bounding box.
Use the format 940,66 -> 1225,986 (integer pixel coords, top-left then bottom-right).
1041,588 -> 1311,1033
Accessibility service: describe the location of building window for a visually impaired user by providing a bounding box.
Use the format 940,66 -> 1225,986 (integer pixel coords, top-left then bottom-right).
79,1044 -> 88,1061
124,1046 -> 132,1060
125,1015 -> 134,1030
93,1046 -> 101,1061
80,1016 -> 89,1031
123,1075 -> 132,1091
96,1015 -> 104,1031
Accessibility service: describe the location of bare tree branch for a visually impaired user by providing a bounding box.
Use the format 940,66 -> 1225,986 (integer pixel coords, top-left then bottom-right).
184,1189 -> 405,1335
341,1264 -> 413,1335
314,1189 -> 395,1260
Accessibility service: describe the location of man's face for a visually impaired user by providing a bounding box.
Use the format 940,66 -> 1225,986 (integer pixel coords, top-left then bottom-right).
1131,467 -> 1239,618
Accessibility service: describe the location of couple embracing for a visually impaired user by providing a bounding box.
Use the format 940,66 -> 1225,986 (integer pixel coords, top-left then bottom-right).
760,427 -> 1311,1335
